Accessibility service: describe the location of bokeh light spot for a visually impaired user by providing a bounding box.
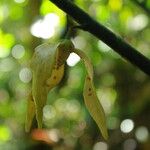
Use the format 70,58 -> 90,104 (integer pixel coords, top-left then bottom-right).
65,100 -> 81,119
54,98 -> 67,113
135,126 -> 149,142
98,88 -> 117,114
12,44 -> 25,59
93,142 -> 108,150
43,105 -> 56,120
14,0 -> 26,3
48,129 -> 59,142
67,52 -> 80,67
19,67 -> 32,83
120,119 -> 134,133
123,139 -> 137,150
128,14 -> 148,31
30,13 -> 59,39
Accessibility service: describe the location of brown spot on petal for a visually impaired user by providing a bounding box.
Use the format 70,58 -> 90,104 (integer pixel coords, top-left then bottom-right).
53,76 -> 57,80
87,77 -> 91,80
88,93 -> 92,96
88,88 -> 91,91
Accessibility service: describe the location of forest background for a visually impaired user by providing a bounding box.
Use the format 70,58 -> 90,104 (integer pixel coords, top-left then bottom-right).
0,0 -> 149,150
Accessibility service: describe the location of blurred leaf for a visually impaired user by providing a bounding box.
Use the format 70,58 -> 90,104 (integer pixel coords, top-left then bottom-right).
40,0 -> 65,26
0,125 -> 12,142
10,5 -> 23,20
0,30 -> 15,58
96,5 -> 110,22
108,0 -> 123,11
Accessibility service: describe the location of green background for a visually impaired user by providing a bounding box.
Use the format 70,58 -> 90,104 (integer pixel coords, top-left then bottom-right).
0,0 -> 149,149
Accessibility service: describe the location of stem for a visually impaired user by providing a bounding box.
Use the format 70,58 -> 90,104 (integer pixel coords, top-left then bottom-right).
49,0 -> 150,76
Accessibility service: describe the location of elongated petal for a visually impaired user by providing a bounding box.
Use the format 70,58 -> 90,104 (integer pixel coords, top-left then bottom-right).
29,41 -> 71,130
73,48 -> 108,140
25,92 -> 35,132
83,76 -> 108,140
73,49 -> 93,78
31,43 -> 56,129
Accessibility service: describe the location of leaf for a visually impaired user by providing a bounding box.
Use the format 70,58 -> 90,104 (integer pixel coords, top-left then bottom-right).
83,76 -> 108,140
73,48 -> 93,78
27,40 -> 72,130
73,48 -> 108,140
26,39 -> 108,139
25,92 -> 35,132
55,39 -> 74,67
46,39 -> 74,89
31,43 -> 57,128
46,64 -> 64,89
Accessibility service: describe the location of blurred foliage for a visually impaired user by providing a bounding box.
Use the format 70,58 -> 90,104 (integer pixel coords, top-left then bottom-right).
0,0 -> 150,150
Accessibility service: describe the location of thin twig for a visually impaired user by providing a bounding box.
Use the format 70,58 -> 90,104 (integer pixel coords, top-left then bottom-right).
49,0 -> 150,76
